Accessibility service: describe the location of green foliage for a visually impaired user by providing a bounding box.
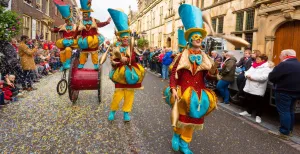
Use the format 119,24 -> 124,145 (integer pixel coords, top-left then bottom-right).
0,6 -> 22,41
137,38 -> 149,49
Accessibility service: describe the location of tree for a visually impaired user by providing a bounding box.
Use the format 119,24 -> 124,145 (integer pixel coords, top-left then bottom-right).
137,38 -> 149,49
0,6 -> 22,41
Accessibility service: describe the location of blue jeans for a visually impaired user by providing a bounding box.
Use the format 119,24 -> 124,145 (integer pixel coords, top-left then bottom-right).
275,92 -> 298,135
162,64 -> 169,79
217,80 -> 232,104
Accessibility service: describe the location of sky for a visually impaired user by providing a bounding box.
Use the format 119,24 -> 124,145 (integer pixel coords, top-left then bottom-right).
75,0 -> 138,40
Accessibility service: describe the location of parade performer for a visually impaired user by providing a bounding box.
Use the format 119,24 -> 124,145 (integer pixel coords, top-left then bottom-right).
77,0 -> 111,70
163,4 -> 217,154
178,28 -> 187,53
107,8 -> 145,122
51,0 -> 78,70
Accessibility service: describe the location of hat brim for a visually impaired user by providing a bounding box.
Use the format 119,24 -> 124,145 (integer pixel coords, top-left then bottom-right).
117,30 -> 131,37
184,28 -> 207,41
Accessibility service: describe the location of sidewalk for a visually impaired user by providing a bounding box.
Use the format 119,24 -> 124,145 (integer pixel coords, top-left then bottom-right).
146,68 -> 300,145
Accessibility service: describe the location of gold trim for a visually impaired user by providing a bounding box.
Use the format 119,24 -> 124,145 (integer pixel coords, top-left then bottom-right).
117,30 -> 131,36
80,8 -> 94,12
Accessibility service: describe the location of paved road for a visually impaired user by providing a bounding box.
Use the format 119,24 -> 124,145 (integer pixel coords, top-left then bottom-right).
0,59 -> 299,153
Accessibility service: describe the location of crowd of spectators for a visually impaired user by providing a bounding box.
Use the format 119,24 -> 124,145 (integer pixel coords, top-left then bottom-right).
0,35 -> 61,105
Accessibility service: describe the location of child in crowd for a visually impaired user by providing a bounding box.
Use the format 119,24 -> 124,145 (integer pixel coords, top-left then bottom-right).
0,80 -> 5,105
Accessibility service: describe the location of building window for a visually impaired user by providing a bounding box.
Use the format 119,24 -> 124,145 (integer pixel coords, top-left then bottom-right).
23,15 -> 31,37
160,6 -> 163,25
235,12 -> 244,31
36,20 -> 42,37
158,32 -> 162,47
147,16 -> 150,30
235,34 -> 242,50
245,33 -> 253,49
152,11 -> 155,28
46,0 -> 50,15
246,9 -> 255,30
44,25 -> 50,40
201,0 -> 205,8
35,0 -> 42,10
217,16 -> 224,33
212,18 -> 217,32
24,0 -> 33,5
151,34 -> 155,46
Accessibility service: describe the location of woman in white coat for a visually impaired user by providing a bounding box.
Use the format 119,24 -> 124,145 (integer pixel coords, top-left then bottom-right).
239,54 -> 274,123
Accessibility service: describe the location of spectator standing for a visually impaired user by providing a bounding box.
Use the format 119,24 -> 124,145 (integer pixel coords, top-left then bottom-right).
142,48 -> 150,68
268,49 -> 300,140
18,35 -> 38,91
221,50 -> 228,62
211,50 -> 222,68
217,52 -> 237,104
239,54 -> 273,123
232,49 -> 253,100
162,48 -> 173,80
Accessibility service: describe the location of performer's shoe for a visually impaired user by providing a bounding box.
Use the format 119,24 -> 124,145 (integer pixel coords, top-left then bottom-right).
179,139 -> 193,154
108,111 -> 116,121
123,112 -> 130,122
172,133 -> 180,151
64,59 -> 71,69
78,64 -> 84,69
94,64 -> 99,70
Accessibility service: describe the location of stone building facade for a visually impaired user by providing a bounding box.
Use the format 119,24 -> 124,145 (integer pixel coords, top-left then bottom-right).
130,0 -> 300,64
11,0 -> 79,41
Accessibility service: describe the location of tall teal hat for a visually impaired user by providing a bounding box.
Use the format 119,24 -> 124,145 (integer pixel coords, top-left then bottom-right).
80,0 -> 93,12
179,4 -> 207,42
178,29 -> 187,52
108,8 -> 131,38
53,0 -> 72,20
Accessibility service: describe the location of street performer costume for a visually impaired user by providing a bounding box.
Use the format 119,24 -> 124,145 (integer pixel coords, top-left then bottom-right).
77,0 -> 111,70
52,0 -> 78,70
163,4 -> 217,154
107,8 -> 145,122
178,28 -> 187,53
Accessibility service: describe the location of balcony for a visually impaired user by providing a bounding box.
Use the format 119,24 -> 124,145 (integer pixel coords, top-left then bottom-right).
254,0 -> 281,5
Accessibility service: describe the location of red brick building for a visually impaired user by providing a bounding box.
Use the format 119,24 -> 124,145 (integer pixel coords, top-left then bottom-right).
11,0 -> 79,41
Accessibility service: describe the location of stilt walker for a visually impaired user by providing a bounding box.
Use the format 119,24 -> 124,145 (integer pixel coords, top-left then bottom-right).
77,0 -> 111,70
51,0 -> 78,71
163,4 -> 217,154
107,8 -> 145,122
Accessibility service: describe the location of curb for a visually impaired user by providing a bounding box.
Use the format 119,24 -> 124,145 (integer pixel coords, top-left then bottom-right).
146,68 -> 300,149
218,103 -> 300,150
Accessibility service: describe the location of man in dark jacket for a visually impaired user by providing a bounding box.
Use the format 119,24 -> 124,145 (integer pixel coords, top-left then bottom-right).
233,49 -> 253,100
217,52 -> 237,104
268,49 -> 300,140
0,40 -> 24,86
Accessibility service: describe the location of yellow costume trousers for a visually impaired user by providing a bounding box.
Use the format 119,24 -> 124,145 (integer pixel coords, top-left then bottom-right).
173,98 -> 194,143
174,126 -> 194,143
110,89 -> 135,112
60,47 -> 72,63
79,52 -> 98,65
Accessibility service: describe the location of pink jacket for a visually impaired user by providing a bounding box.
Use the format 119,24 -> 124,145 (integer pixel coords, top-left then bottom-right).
158,54 -> 165,63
